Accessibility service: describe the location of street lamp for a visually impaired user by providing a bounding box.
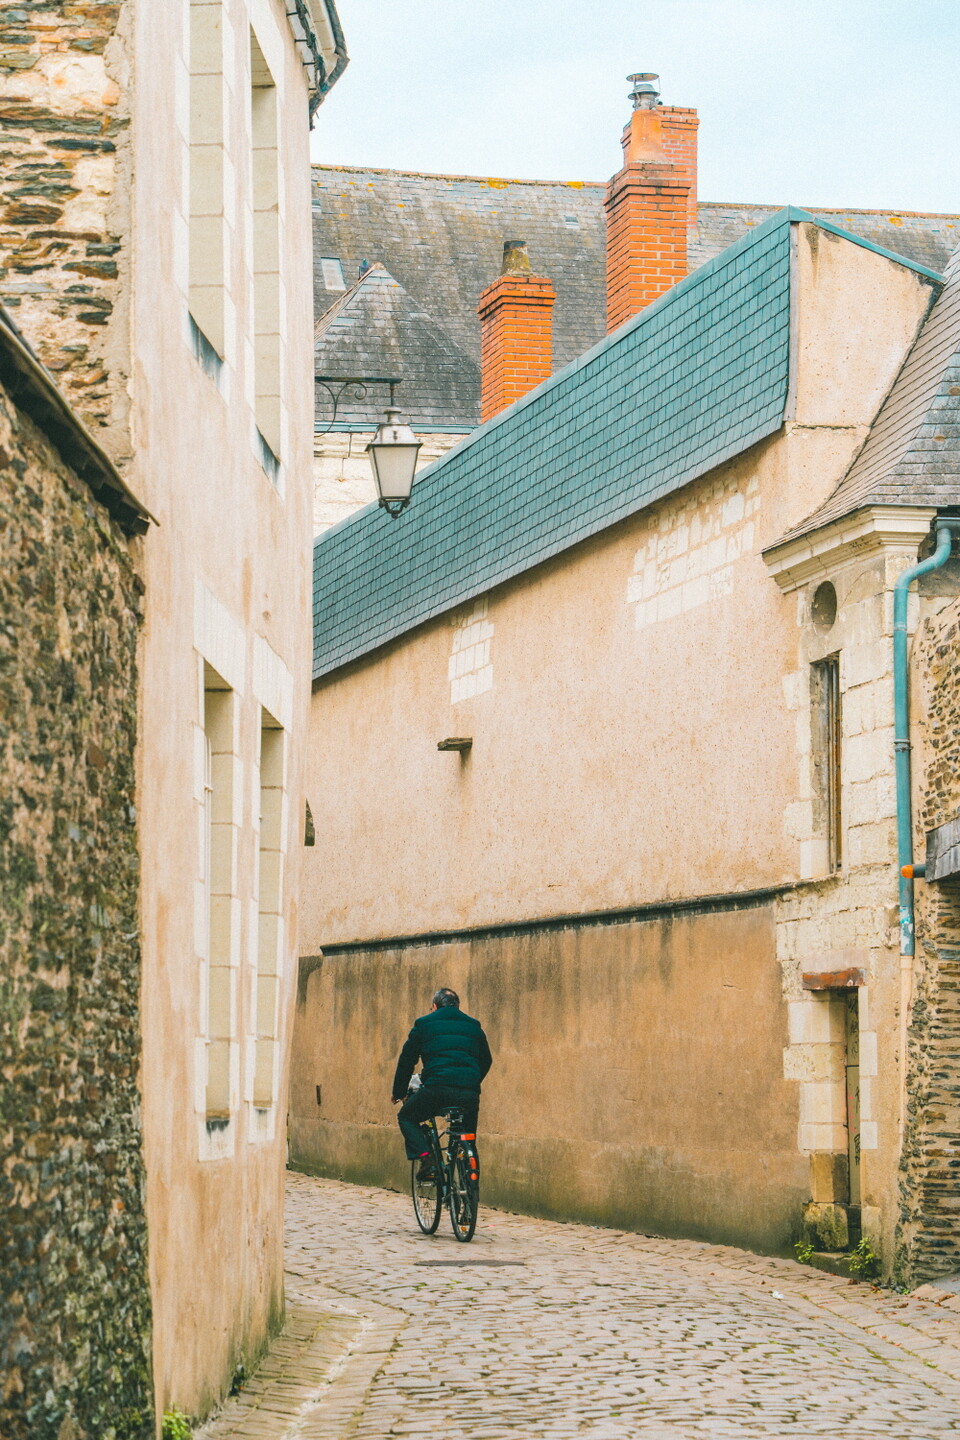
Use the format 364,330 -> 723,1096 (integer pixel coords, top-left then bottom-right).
314,375 -> 421,518
367,382 -> 421,517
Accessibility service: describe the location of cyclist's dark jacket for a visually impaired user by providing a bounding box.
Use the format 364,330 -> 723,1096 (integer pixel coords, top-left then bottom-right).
392,1007 -> 492,1098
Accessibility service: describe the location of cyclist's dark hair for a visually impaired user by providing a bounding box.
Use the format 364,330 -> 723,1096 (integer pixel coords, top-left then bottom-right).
432,987 -> 460,1009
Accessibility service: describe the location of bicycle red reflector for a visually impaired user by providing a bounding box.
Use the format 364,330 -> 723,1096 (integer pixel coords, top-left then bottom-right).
460,1133 -> 475,1140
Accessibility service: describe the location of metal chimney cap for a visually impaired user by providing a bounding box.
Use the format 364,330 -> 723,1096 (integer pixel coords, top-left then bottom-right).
501,240 -> 533,276
627,72 -> 660,110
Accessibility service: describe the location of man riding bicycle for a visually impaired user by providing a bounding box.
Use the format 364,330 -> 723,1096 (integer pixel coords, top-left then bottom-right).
392,987 -> 492,1177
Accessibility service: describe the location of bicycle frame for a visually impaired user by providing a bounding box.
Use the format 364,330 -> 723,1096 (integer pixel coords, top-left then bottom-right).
414,1110 -> 479,1236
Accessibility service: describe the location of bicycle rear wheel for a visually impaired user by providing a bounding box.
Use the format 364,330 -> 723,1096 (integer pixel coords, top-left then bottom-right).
411,1158 -> 442,1234
448,1148 -> 478,1242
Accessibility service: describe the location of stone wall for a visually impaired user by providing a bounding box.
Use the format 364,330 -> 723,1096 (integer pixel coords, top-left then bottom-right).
0,2 -> 129,446
0,378 -> 150,1438
898,596 -> 960,1284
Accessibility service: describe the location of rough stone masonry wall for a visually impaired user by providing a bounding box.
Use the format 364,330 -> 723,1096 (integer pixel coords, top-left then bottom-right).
0,2 -> 130,448
898,596 -> 960,1285
0,378 -> 151,1439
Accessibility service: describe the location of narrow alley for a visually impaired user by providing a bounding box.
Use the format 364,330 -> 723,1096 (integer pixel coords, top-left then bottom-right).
198,1174 -> 960,1438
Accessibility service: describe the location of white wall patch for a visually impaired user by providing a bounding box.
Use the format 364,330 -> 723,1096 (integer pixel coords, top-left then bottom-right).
449,599 -> 494,704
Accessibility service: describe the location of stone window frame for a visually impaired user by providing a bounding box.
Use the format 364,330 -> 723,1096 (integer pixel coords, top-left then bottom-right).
196,663 -> 242,1161
246,711 -> 287,1142
248,636 -> 295,1145
188,0 -> 231,361
194,582 -> 246,1161
249,24 -> 286,485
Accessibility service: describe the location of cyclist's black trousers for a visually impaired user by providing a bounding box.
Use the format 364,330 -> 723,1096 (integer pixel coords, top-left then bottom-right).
398,1086 -> 480,1160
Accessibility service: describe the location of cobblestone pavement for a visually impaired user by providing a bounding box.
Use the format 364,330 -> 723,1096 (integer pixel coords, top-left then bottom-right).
200,1172 -> 960,1438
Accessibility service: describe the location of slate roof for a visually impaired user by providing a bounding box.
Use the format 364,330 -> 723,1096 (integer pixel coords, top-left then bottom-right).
312,165 -> 960,429
314,264 -> 479,427
775,245 -> 960,542
313,209 -> 799,679
312,170 -> 608,395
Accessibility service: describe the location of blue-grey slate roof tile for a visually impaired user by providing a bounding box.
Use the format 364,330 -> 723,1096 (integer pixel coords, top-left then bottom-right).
314,209 -> 941,678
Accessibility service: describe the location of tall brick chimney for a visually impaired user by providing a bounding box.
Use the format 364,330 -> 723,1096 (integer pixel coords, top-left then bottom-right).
604,74 -> 697,333
477,241 -> 556,423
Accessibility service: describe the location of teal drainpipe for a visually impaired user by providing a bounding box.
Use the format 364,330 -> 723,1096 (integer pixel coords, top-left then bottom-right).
894,520 -> 960,954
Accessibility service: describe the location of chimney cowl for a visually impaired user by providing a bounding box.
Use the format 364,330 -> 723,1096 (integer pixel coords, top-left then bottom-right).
627,72 -> 660,110
500,240 -> 533,276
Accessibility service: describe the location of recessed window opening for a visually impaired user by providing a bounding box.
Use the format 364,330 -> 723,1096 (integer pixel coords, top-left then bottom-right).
811,654 -> 842,873
189,0 -> 227,357
254,713 -> 285,1109
250,31 -> 282,467
320,257 -> 345,290
203,664 -> 236,1121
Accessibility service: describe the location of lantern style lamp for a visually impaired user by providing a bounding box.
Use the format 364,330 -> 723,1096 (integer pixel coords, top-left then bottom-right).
367,382 -> 421,517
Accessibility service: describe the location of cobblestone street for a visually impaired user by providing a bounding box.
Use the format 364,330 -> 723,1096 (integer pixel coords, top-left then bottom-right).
193,1172 -> 960,1438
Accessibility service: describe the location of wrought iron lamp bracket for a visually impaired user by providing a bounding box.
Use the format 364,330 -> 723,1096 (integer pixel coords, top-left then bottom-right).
314,375 -> 402,435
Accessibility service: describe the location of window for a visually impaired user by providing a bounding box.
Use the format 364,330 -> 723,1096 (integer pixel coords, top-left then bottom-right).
203,667 -> 238,1122
320,257 -> 345,290
253,714 -> 285,1111
811,654 -> 842,873
189,0 -> 227,357
250,32 -> 281,465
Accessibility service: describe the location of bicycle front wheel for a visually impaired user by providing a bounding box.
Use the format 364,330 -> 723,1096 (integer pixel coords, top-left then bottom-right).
411,1160 -> 442,1234
448,1150 -> 478,1242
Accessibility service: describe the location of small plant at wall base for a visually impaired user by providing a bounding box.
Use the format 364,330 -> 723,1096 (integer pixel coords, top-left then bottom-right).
162,1409 -> 193,1440
794,1239 -> 815,1265
847,1237 -> 881,1279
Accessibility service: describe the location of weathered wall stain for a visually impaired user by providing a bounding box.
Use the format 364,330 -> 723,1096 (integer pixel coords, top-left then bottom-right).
290,905 -> 809,1255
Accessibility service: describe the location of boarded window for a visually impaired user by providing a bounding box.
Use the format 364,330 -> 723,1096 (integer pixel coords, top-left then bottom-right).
811,654 -> 842,873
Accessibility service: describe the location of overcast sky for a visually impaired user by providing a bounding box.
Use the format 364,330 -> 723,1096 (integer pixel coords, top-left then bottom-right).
312,0 -> 960,213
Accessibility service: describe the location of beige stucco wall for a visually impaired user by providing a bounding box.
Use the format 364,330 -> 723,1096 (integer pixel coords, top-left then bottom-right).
130,0 -> 315,1419
296,228 -> 938,1261
291,905 -> 809,1253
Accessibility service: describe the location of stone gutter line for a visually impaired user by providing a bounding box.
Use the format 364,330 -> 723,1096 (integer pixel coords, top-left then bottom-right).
0,305 -> 153,536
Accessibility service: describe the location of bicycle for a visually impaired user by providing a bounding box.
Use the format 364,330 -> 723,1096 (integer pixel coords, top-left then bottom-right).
410,1104 -> 479,1242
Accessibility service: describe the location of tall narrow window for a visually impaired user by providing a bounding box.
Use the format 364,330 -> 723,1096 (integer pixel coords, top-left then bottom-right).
254,714 -> 285,1110
189,0 -> 227,356
203,668 -> 237,1121
250,33 -> 281,465
811,654 -> 842,872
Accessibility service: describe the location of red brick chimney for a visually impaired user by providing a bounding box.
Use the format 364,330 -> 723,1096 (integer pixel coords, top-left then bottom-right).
477,241 -> 556,423
604,74 -> 697,333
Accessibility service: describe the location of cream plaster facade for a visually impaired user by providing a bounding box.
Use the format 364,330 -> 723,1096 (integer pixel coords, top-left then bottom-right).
129,2 -> 317,1418
0,0 -> 336,1425
295,227 -> 951,1270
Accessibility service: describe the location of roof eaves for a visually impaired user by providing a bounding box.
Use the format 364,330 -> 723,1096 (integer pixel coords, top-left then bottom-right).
290,0 -> 349,117
0,305 -> 153,535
